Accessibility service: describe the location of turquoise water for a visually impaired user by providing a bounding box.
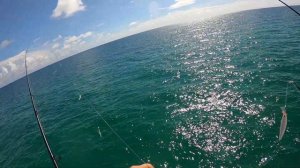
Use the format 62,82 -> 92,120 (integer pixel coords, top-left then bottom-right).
0,6 -> 300,167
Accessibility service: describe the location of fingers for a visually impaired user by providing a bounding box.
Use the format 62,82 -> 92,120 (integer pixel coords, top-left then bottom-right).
130,163 -> 154,168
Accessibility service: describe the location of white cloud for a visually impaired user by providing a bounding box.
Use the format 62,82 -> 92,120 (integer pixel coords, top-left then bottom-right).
8,61 -> 17,71
0,51 -> 26,87
129,21 -> 138,27
0,31 -> 97,88
80,31 -> 92,38
63,31 -> 92,49
52,35 -> 63,42
52,0 -> 86,18
169,0 -> 195,10
1,0 -> 300,88
1,66 -> 8,74
52,43 -> 60,49
0,40 -> 13,49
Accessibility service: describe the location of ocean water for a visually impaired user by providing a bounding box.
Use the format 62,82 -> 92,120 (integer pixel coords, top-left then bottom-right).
0,6 -> 300,168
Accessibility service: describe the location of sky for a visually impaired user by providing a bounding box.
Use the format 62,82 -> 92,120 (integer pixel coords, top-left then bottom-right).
0,0 -> 300,88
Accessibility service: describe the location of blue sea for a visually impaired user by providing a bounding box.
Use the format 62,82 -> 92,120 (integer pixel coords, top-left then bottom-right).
0,6 -> 300,168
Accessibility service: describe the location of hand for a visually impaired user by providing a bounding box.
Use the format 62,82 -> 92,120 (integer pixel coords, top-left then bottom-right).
130,163 -> 154,168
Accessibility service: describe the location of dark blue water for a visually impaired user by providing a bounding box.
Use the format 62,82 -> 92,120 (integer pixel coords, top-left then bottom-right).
0,6 -> 300,167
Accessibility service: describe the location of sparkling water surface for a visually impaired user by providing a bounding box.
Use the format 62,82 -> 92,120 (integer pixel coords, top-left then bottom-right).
0,6 -> 300,168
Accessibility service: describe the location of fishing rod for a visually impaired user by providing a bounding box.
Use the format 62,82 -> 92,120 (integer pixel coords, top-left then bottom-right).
279,0 -> 300,16
24,50 -> 59,168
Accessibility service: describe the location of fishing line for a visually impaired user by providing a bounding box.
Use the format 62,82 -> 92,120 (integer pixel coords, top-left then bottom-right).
77,91 -> 146,164
292,81 -> 300,92
284,82 -> 289,108
279,0 -> 300,16
24,50 -> 59,168
93,106 -> 146,164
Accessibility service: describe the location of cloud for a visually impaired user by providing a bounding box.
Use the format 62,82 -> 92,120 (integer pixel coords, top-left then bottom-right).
52,35 -> 63,42
169,0 -> 195,10
0,51 -> 26,87
52,0 -> 86,18
0,31 -> 98,88
129,21 -> 138,27
1,66 -> 8,74
52,43 -> 60,49
0,40 -> 13,49
63,31 -> 92,49
137,0 -> 297,28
